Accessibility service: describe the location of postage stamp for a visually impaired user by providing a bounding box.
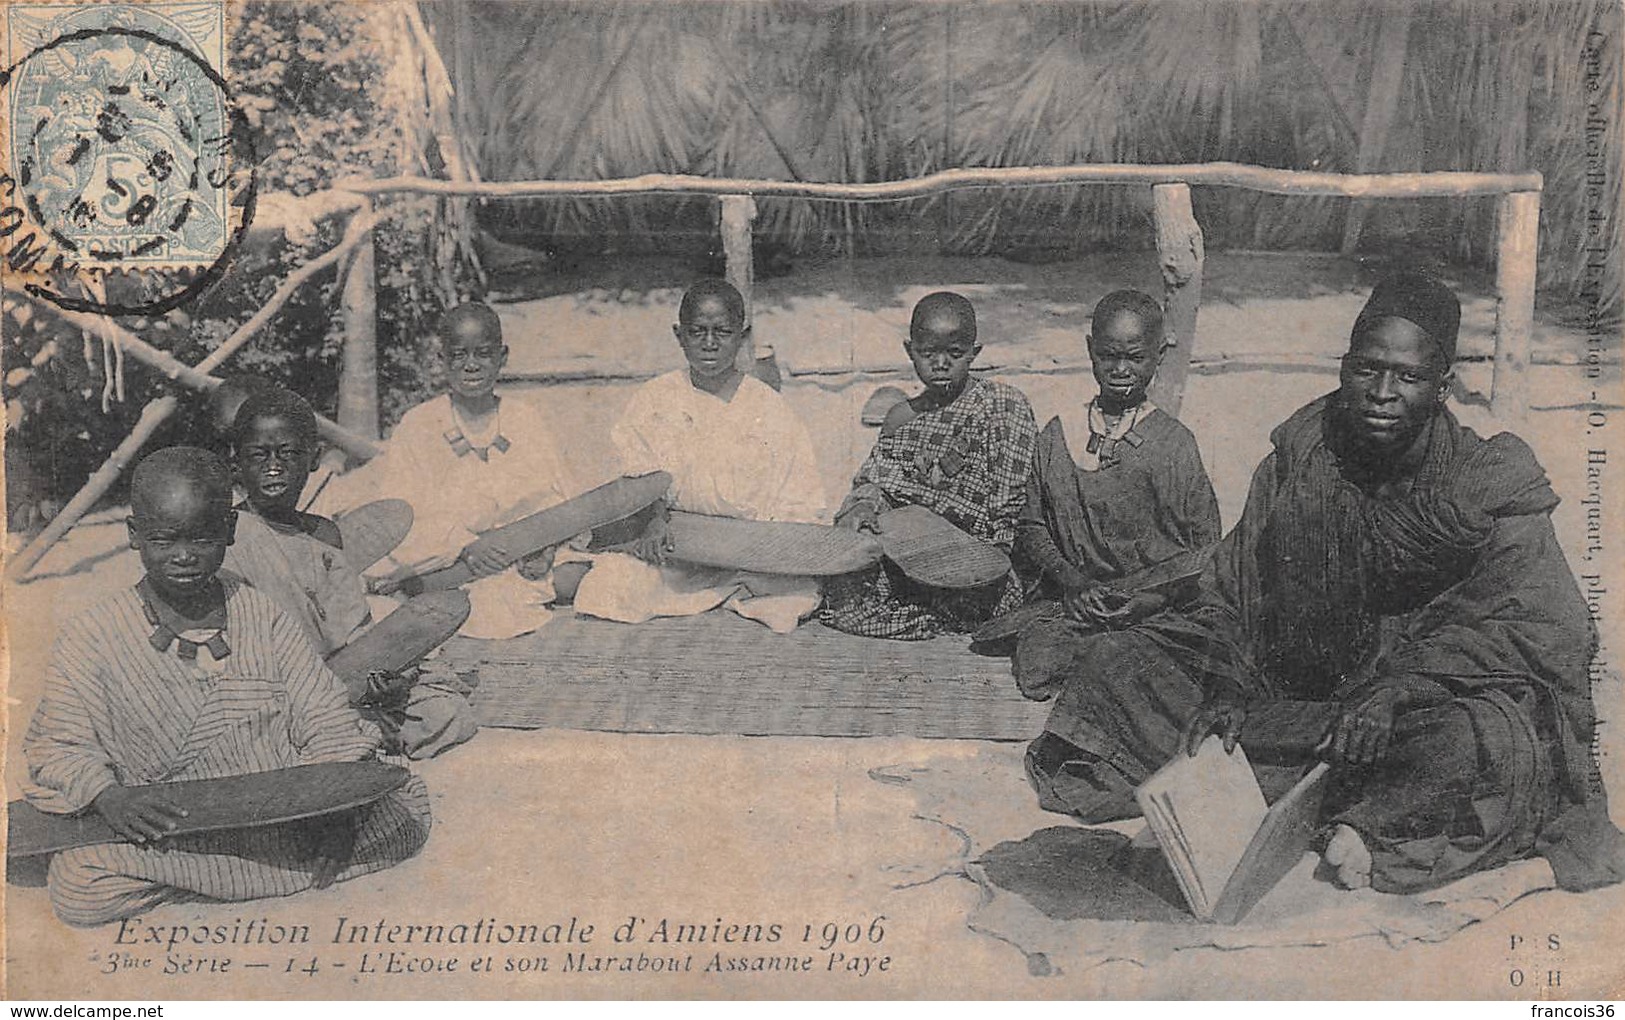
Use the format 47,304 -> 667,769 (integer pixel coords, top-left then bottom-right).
0,1 -> 254,313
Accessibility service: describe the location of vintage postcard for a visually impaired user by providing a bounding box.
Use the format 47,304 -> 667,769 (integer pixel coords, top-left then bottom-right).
3,0 -> 1623,1001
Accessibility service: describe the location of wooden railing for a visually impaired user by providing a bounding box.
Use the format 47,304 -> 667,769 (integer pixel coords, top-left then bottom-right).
336,163 -> 1542,428
339,164 -> 1543,200
6,162 -> 1543,582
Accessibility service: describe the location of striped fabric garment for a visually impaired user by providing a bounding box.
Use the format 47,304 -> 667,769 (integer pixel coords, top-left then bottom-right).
23,577 -> 432,927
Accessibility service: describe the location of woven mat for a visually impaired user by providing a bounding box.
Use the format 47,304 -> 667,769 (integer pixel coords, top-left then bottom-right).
453,610 -> 1047,739
871,743 -> 1558,977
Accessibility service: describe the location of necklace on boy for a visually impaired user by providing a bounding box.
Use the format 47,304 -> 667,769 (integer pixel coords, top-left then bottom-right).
444,402 -> 511,461
1085,400 -> 1149,466
137,581 -> 231,661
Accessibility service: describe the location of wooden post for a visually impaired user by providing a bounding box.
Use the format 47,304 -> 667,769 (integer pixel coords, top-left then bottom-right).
337,213 -> 380,441
1492,190 -> 1539,424
720,195 -> 775,386
1340,7 -> 1412,254
1147,183 -> 1205,417
721,195 -> 756,329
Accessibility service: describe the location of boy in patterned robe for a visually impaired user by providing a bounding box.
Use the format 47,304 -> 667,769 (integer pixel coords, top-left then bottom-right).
820,292 -> 1038,639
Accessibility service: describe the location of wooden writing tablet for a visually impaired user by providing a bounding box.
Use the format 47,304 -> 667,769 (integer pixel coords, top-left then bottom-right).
1209,763 -> 1332,924
970,600 -> 1064,645
7,761 -> 410,860
325,589 -> 471,700
859,385 -> 910,427
334,499 -> 414,574
877,505 -> 1011,589
665,512 -> 883,576
392,472 -> 672,596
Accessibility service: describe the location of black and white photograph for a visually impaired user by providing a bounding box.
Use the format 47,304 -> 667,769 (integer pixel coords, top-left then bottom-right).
1,0 -> 1622,1000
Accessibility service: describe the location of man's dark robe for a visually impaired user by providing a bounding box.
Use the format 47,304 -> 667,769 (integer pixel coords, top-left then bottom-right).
1196,396 -> 1622,894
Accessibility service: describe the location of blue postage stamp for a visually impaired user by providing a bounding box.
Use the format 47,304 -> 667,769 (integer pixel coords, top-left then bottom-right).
3,2 -> 236,273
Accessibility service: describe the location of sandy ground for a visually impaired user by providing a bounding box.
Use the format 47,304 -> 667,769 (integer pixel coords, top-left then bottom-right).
4,254 -> 1623,998
8,729 -> 1625,999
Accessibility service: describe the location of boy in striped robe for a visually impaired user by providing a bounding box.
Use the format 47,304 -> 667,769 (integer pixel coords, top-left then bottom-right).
23,448 -> 432,927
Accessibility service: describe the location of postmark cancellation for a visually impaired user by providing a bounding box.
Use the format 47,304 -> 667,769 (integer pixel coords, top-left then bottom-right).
1,2 -> 250,308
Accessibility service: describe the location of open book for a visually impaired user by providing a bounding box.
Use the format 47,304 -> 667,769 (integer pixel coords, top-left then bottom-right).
1134,736 -> 1331,924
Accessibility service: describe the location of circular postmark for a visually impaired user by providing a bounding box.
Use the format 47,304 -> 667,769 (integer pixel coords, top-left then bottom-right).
0,9 -> 256,316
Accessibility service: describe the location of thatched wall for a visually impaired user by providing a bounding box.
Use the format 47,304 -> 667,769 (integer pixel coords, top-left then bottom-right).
424,0 -> 1623,319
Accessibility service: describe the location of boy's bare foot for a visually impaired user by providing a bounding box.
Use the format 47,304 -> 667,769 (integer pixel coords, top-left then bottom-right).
1323,824 -> 1373,889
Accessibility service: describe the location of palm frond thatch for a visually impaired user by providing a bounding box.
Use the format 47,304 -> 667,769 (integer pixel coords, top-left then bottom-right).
423,0 -> 1623,313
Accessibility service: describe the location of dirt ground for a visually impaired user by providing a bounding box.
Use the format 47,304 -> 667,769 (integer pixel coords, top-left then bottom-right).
4,253 -> 1623,999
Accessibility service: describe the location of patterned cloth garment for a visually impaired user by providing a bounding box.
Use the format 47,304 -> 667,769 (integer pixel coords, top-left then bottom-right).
820,378 -> 1036,640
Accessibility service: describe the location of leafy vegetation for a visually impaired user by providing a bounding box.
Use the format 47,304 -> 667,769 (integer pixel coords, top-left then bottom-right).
4,1 -> 469,523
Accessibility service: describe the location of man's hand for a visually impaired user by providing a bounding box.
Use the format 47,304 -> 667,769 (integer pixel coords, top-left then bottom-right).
1062,585 -> 1104,622
93,785 -> 190,844
1181,695 -> 1248,757
459,533 -> 515,578
633,513 -> 675,565
308,811 -> 358,889
1322,687 -> 1404,766
515,545 -> 557,581
1087,588 -> 1164,629
1064,586 -> 1143,624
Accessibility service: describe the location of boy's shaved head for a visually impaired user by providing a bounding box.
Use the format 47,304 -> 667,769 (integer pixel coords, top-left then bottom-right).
230,386 -> 319,450
437,301 -> 504,347
905,292 -> 980,401
230,385 -> 320,520
130,446 -> 233,520
1090,289 -> 1163,342
910,291 -> 976,344
679,279 -> 746,326
1088,290 -> 1164,414
129,447 -> 236,603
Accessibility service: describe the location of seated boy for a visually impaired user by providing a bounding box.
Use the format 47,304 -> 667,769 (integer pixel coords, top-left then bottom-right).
23,447 -> 432,927
820,291 -> 1038,639
571,279 -> 829,633
223,385 -> 478,759
316,302 -> 587,640
1016,290 -> 1222,822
